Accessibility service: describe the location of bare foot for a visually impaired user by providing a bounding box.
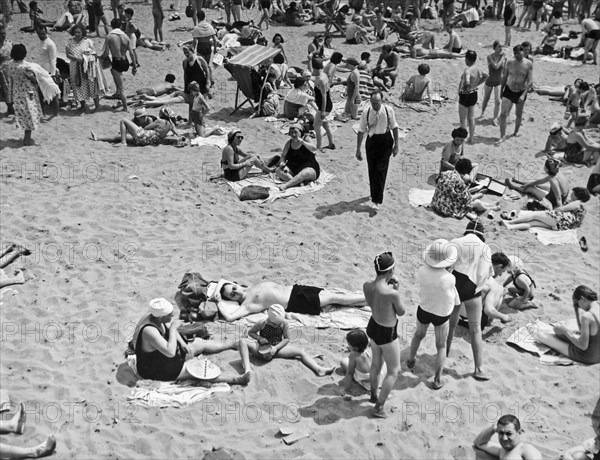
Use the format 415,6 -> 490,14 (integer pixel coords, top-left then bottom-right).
495,136 -> 507,145
372,406 -> 388,418
12,269 -> 26,285
369,392 -> 378,404
317,366 -> 335,376
491,119 -> 498,126
236,371 -> 251,386
113,142 -> 127,148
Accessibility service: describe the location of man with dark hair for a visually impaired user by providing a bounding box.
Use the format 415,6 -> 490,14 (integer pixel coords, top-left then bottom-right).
458,50 -> 488,143
363,252 -> 404,418
474,415 -> 543,459
101,17 -> 138,111
374,44 -> 398,88
497,44 -> 533,143
217,281 -> 366,321
355,91 -> 400,211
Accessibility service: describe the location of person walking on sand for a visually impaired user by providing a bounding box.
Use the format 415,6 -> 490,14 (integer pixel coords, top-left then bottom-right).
363,252 -> 405,418
101,18 -> 137,112
457,50 -> 488,144
447,220 -> 493,381
356,91 -> 400,211
497,45 -> 533,144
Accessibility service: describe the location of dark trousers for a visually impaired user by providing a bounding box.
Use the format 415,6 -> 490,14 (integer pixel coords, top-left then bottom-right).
365,132 -> 394,204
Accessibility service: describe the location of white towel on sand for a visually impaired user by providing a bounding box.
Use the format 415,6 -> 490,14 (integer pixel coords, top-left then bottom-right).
190,133 -> 228,149
127,380 -> 231,408
226,169 -> 336,203
529,228 -> 579,245
409,188 -> 435,207
539,56 -> 583,66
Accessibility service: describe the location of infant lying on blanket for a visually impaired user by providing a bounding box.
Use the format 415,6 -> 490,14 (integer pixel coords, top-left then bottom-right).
210,279 -> 366,322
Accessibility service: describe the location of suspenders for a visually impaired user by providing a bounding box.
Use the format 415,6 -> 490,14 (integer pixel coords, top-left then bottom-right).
365,106 -> 392,136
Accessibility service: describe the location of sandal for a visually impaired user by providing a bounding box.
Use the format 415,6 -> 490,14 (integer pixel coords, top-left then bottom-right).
579,237 -> 588,252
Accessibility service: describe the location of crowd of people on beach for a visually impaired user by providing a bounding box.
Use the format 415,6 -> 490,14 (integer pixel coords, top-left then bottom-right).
1,0 -> 600,457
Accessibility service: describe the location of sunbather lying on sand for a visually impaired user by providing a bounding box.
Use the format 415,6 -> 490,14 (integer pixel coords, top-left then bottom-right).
396,45 -> 464,59
218,281 -> 366,321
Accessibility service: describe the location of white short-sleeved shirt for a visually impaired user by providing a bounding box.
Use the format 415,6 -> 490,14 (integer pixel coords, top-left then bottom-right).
284,88 -> 311,106
357,104 -> 399,136
463,7 -> 479,22
38,38 -> 57,75
417,265 -> 460,317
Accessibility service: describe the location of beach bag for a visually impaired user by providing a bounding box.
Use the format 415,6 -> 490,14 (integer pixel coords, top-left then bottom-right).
176,272 -> 218,321
185,3 -> 194,17
240,185 -> 270,201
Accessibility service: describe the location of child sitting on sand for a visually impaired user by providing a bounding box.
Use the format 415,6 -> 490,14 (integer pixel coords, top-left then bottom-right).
503,256 -> 536,309
188,82 -> 224,137
239,304 -> 335,376
339,329 -> 380,394
403,63 -> 432,104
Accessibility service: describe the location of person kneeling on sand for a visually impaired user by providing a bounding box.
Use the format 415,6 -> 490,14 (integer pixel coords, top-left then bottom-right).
0,403 -> 56,459
363,252 -> 405,418
218,280 -> 366,321
474,414 -> 543,459
131,298 -> 250,385
239,304 -> 335,376
503,255 -> 536,310
188,82 -> 225,137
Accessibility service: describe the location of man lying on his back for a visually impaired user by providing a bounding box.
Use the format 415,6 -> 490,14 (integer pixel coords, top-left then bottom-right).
218,281 -> 366,321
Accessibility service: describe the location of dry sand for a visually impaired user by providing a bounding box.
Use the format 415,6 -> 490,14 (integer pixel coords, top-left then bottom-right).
1,2 -> 599,458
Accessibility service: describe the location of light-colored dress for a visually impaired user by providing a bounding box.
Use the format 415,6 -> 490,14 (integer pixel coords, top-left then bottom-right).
0,39 -> 13,105
66,37 -> 99,102
4,60 -> 42,131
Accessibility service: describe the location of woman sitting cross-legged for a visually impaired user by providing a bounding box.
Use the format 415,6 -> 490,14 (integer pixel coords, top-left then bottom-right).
221,129 -> 274,181
274,124 -> 320,191
431,158 -> 500,220
534,285 -> 600,365
502,187 -> 591,230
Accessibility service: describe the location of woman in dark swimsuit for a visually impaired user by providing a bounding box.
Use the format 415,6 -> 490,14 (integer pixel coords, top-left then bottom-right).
221,129 -> 274,181
275,124 -> 320,191
505,158 -> 570,209
182,45 -> 210,119
312,57 -> 335,150
503,0 -> 516,46
534,285 -> 600,365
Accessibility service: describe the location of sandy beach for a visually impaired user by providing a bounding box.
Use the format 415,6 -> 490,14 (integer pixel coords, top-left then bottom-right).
1,1 -> 599,458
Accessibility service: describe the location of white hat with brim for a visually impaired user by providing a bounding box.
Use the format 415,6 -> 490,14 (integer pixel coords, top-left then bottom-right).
423,239 -> 458,268
148,298 -> 174,318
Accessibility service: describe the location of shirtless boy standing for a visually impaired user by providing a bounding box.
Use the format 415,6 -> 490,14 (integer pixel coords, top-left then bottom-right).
363,252 -> 405,418
497,45 -> 533,143
474,414 -> 543,459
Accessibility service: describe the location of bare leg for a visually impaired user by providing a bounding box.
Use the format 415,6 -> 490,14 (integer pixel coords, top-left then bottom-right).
0,245 -> 30,268
319,290 -> 366,307
0,436 -> 56,459
238,339 -> 258,372
369,340 -> 384,403
0,403 -> 25,434
275,346 -> 335,376
110,69 -> 127,112
372,339 -> 401,418
446,303 -> 461,357
480,85 -> 492,117
514,99 -> 525,136
467,105 -> 476,143
464,297 -> 488,380
0,269 -> 26,288
279,168 -> 317,191
498,98 -> 513,142
23,129 -> 34,146
534,331 -> 570,356
432,323 -> 449,388
407,321 -> 429,368
483,281 -> 512,323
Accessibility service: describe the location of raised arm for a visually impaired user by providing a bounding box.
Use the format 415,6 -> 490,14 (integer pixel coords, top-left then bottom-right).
142,322 -> 181,358
473,424 -> 502,456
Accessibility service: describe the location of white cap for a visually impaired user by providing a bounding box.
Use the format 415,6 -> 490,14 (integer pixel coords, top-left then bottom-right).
148,298 -> 174,318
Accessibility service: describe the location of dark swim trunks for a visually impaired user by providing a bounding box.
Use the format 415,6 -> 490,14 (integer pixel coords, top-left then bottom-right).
112,57 -> 130,73
286,285 -> 323,315
417,306 -> 451,326
459,91 -> 477,107
502,85 -> 524,104
366,317 -> 398,345
452,46 -> 462,53
586,29 -> 600,40
453,270 -> 481,302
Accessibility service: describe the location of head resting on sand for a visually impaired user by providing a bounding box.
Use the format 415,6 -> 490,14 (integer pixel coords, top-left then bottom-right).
149,298 -> 174,318
464,220 -> 485,242
374,251 -> 394,274
267,304 -> 286,324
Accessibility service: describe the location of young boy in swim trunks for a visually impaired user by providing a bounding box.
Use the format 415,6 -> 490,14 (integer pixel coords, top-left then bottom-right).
363,252 -> 405,418
238,304 -> 336,376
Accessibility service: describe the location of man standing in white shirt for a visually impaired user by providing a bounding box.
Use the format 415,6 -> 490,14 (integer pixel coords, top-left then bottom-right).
36,25 -> 59,117
355,91 -> 400,211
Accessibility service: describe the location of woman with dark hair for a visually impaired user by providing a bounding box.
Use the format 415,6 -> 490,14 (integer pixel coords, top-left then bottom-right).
324,51 -> 343,85
284,2 -> 306,26
565,116 -> 600,165
502,187 -> 591,230
480,40 -> 506,126
535,286 -> 600,364
275,123 -> 320,191
4,44 -> 42,145
65,22 -> 101,112
221,129 -> 273,181
439,127 -> 468,173
432,158 -> 500,219
506,157 -> 570,208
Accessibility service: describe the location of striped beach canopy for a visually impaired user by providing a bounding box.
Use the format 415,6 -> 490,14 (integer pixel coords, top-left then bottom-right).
226,44 -> 281,68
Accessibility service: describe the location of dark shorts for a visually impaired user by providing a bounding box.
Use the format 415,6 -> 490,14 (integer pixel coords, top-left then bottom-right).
152,8 -> 164,19
259,0 -> 271,8
452,46 -> 462,53
346,38 -> 358,44
453,270 -> 481,302
467,20 -> 477,28
223,167 -> 241,181
191,110 -> 205,125
502,85 -> 524,104
587,173 -> 600,194
569,104 -> 579,115
366,317 -> 398,345
417,306 -> 451,326
286,284 -> 323,315
112,57 -> 130,73
586,29 -> 600,40
459,91 -> 477,107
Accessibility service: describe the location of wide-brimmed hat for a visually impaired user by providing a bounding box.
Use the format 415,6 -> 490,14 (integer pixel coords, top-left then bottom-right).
423,239 -> 458,268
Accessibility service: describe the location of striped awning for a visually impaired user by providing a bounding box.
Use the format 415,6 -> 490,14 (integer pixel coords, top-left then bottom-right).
226,44 -> 281,68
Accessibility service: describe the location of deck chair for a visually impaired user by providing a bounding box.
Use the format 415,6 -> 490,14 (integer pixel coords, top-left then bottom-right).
318,0 -> 346,36
224,44 -> 282,115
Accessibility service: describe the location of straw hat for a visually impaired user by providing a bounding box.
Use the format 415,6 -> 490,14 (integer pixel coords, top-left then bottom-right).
423,239 -> 458,268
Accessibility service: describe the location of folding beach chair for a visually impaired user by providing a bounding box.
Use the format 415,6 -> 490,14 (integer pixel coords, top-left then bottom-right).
224,44 -> 281,114
318,0 -> 346,36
